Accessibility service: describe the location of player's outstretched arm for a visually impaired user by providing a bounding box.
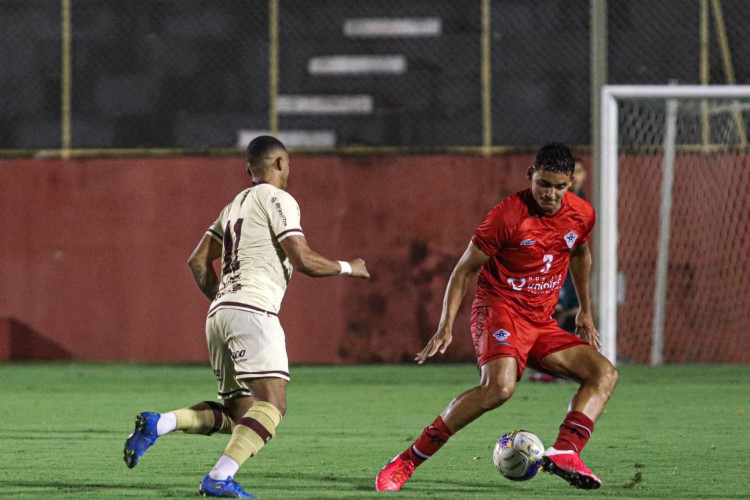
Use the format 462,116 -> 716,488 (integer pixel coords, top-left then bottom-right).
280,234 -> 369,279
188,234 -> 223,300
415,242 -> 489,364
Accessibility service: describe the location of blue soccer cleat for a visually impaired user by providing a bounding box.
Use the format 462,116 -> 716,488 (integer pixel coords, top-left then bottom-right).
199,475 -> 256,498
123,412 -> 159,468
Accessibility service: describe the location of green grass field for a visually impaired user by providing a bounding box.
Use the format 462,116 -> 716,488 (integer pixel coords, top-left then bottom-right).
0,363 -> 747,499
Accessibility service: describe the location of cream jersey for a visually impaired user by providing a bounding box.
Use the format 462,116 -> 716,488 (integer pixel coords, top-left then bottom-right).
206,183 -> 303,316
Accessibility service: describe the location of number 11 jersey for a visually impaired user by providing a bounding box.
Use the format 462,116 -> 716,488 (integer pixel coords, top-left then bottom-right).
206,183 -> 304,316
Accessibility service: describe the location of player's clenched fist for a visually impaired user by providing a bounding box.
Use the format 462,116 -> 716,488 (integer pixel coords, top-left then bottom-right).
348,258 -> 370,279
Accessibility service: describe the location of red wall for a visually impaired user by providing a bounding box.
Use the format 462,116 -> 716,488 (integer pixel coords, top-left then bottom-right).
4,154 -> 746,364
0,155 -> 533,363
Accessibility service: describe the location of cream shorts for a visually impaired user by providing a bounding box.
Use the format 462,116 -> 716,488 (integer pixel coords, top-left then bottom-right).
205,307 -> 290,400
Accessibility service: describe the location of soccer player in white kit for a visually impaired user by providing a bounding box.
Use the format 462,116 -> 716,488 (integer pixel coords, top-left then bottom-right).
124,136 -> 369,498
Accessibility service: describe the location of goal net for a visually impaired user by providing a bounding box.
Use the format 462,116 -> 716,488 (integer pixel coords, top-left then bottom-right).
599,85 -> 750,365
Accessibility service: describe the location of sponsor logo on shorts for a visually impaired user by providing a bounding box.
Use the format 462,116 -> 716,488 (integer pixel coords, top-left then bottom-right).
230,349 -> 246,360
492,328 -> 512,346
520,239 -> 536,246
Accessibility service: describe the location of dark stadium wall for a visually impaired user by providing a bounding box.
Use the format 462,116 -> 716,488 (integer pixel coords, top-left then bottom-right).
3,155 -> 747,364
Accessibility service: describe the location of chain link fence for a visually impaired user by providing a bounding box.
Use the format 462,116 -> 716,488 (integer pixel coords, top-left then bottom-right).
1,0 -> 750,154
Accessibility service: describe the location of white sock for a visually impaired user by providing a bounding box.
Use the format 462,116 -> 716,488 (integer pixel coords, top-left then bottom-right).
209,455 -> 240,481
156,412 -> 177,436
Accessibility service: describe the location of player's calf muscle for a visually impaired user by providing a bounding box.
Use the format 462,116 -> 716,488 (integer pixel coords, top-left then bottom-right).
174,401 -> 235,435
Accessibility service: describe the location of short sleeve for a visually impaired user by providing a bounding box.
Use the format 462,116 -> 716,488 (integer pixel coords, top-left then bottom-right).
206,203 -> 230,242
471,202 -> 513,256
576,204 -> 596,246
267,190 -> 304,241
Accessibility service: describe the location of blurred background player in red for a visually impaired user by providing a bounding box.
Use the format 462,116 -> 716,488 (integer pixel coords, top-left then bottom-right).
375,143 -> 617,492
555,156 -> 588,331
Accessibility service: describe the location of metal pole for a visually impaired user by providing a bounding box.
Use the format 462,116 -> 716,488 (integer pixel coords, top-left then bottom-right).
711,0 -> 747,147
590,0 -> 608,351
700,0 -> 710,149
269,0 -> 279,135
598,87 -> 618,365
481,0 -> 492,156
651,99 -> 678,365
61,0 -> 72,157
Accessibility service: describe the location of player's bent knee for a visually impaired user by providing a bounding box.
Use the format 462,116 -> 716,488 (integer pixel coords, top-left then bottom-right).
270,399 -> 287,416
602,365 -> 619,392
174,401 -> 235,435
589,361 -> 618,395
480,384 -> 514,410
244,378 -> 288,416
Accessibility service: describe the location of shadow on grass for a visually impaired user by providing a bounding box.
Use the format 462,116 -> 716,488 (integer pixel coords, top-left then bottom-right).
0,431 -> 122,441
0,429 -> 120,435
254,470 -> 499,495
0,479 -> 177,492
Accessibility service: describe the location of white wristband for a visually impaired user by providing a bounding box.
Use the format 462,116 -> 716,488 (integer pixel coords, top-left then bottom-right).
338,260 -> 352,275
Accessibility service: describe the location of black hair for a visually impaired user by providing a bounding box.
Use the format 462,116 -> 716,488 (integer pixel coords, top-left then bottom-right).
246,135 -> 286,167
532,142 -> 575,176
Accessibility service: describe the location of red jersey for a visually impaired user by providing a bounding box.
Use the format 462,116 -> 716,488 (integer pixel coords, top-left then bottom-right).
471,189 -> 595,321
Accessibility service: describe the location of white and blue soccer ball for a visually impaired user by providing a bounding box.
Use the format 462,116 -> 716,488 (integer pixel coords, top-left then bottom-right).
492,430 -> 545,481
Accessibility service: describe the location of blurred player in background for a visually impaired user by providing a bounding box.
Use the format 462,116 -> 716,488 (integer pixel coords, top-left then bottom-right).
555,156 -> 587,331
123,135 -> 369,498
375,143 -> 617,492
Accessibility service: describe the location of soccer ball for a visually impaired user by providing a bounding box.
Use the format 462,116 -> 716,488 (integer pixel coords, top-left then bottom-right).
492,430 -> 545,481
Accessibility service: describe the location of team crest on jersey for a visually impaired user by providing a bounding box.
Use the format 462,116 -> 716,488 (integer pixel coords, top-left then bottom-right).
564,230 -> 579,249
492,329 -> 512,346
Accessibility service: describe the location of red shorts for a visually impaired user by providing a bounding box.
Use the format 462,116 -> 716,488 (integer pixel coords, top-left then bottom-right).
471,304 -> 589,380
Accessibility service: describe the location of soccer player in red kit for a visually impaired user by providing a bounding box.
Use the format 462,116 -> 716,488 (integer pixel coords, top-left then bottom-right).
376,143 -> 618,491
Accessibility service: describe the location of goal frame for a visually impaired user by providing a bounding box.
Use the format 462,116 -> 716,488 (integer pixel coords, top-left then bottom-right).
598,84 -> 750,365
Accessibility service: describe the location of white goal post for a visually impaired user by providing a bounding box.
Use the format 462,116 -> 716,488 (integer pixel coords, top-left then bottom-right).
598,85 -> 750,365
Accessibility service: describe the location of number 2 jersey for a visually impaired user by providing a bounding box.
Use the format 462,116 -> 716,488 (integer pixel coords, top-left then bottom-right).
470,189 -> 595,322
206,183 -> 304,316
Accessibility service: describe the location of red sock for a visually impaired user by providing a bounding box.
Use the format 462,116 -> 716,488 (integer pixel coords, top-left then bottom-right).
400,416 -> 455,466
552,411 -> 594,453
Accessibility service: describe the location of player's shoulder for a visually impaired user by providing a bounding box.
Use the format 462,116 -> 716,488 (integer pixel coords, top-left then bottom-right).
230,187 -> 253,203
489,190 -> 526,213
477,191 -> 528,235
490,190 -> 531,221
252,182 -> 278,197
565,191 -> 594,218
251,183 -> 298,204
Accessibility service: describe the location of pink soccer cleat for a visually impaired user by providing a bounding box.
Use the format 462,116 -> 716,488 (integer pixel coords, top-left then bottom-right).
541,447 -> 602,490
375,455 -> 416,492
